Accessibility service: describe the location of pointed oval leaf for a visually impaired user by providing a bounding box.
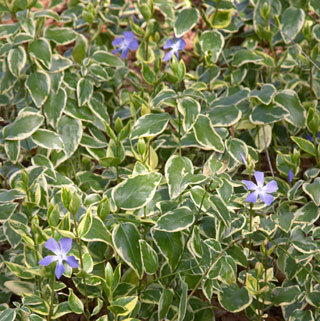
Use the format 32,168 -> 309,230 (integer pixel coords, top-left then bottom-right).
29,38 -> 52,69
26,71 -> 50,107
155,207 -> 194,232
139,239 -> 159,275
174,8 -> 199,37
58,115 -> 82,157
131,113 -> 170,139
45,27 -> 76,45
193,115 -> 224,152
165,155 -> 193,199
68,289 -> 84,314
7,46 -> 26,77
77,78 -> 93,106
177,97 -> 200,132
3,112 -> 44,140
281,8 -> 305,44
200,30 -> 224,62
112,172 -> 162,210
218,283 -> 252,313
32,129 -> 64,149
92,51 -> 124,67
112,223 -> 143,279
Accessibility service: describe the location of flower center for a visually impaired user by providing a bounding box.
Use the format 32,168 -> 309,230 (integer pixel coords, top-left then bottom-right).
257,186 -> 263,193
120,39 -> 130,50
57,253 -> 65,262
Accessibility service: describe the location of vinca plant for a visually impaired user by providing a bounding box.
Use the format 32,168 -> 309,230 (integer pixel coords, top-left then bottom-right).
0,0 -> 320,320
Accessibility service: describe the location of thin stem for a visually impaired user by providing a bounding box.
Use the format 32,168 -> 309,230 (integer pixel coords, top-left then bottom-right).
48,269 -> 55,321
249,203 -> 253,266
178,110 -> 182,157
313,134 -> 320,166
262,125 -> 274,177
261,252 -> 268,321
309,45 -> 313,100
73,214 -> 90,321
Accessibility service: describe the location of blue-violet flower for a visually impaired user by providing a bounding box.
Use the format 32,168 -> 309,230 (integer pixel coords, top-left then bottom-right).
112,31 -> 139,59
39,238 -> 78,279
288,169 -> 294,183
163,37 -> 186,62
242,171 -> 278,206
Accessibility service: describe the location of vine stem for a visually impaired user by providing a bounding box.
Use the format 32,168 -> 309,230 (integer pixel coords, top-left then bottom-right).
48,268 -> 55,321
262,125 -> 274,177
313,133 -> 320,166
249,203 -> 253,265
72,214 -> 90,321
171,238 -> 244,321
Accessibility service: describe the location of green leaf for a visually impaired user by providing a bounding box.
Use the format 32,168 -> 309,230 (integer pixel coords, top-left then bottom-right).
280,7 -> 305,44
151,229 -> 184,270
271,286 -> 300,306
303,178 -> 320,206
209,195 -> 231,227
142,63 -> 156,84
139,239 -> 159,275
200,30 -> 224,62
226,138 -> 248,163
177,97 -> 200,132
274,90 -> 306,128
4,140 -> 20,163
109,296 -> 138,317
92,51 -> 124,67
82,217 -> 112,246
155,206 -> 194,232
0,203 -> 18,222
158,289 -> 173,320
78,208 -> 92,237
165,155 -> 193,199
250,84 -> 276,105
7,46 -> 26,77
250,103 -> 289,124
29,38 -> 52,69
68,289 -> 84,314
178,279 -> 188,321
45,27 -> 76,45
112,172 -> 162,210
26,71 -> 50,107
0,309 -> 16,321
209,105 -> 242,127
3,111 -> 44,140
43,88 -> 66,128
232,49 -> 263,67
58,115 -> 82,158
291,136 -> 315,156
211,10 -> 232,29
193,115 -> 224,152
72,34 -> 88,63
310,0 -> 320,15
50,55 -> 72,72
112,223 -> 143,279
174,8 -> 199,37
77,78 -> 93,106
0,23 -> 19,38
295,202 -> 320,224
32,129 -> 64,149
131,113 -> 170,139
218,283 -> 252,313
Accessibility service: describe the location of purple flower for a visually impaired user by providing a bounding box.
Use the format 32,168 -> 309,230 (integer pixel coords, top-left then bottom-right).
163,37 -> 186,62
112,31 -> 139,59
288,169 -> 294,183
39,238 -> 78,279
240,152 -> 247,164
306,133 -> 313,142
242,171 -> 278,206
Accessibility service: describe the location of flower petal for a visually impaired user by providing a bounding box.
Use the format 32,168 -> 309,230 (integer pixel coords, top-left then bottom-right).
45,238 -> 60,255
260,192 -> 274,206
246,191 -> 258,203
123,31 -> 135,41
64,256 -> 79,268
121,48 -> 130,59
242,180 -> 257,191
59,238 -> 72,255
254,171 -> 264,187
163,50 -> 173,62
128,39 -> 139,50
163,38 -> 175,49
112,48 -> 121,54
177,38 -> 186,50
55,261 -> 65,279
112,38 -> 124,46
263,180 -> 278,193
39,255 -> 57,266
288,170 -> 294,183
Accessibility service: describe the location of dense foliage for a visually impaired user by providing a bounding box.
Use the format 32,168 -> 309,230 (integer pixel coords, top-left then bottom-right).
0,0 -> 320,320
